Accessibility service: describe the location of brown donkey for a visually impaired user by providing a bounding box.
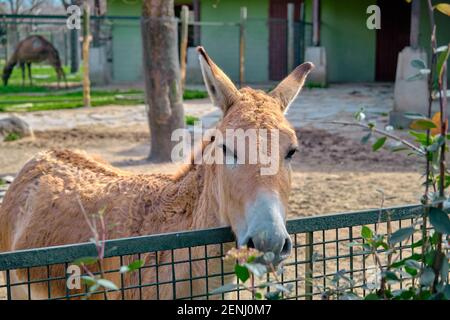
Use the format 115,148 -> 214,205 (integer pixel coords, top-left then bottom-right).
0,47 -> 313,299
2,35 -> 67,88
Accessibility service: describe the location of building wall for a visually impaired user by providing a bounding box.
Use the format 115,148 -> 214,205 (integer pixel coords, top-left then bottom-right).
107,0 -> 143,83
304,0 -> 450,83
107,0 -> 270,83
304,0 -> 377,82
200,0 -> 269,83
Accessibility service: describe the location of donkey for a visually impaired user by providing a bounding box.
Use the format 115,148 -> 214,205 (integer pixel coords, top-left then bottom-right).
0,47 -> 313,299
2,35 -> 67,88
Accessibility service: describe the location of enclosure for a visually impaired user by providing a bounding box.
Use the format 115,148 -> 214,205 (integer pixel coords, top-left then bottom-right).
1,0 -> 449,304
0,205 -> 441,300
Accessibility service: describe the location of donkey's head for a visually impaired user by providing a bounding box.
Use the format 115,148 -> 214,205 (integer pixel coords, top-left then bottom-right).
197,47 -> 313,264
2,62 -> 15,86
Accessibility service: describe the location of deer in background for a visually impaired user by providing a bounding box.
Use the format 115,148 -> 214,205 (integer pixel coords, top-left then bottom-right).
2,35 -> 67,88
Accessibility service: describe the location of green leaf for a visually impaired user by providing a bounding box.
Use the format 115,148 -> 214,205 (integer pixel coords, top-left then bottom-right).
407,73 -> 424,81
434,3 -> 450,16
81,275 -> 97,286
96,279 -> 119,291
410,119 -> 437,130
361,226 -> 373,240
88,283 -> 101,293
372,137 -> 387,151
364,293 -> 380,300
254,292 -> 263,300
72,256 -> 98,266
244,263 -> 267,278
411,59 -> 427,69
210,283 -> 240,295
391,146 -> 409,153
361,132 -> 372,144
405,266 -> 418,277
405,259 -> 421,270
429,207 -> 450,234
436,45 -> 450,82
391,253 -> 422,268
440,257 -> 449,280
425,250 -> 436,267
420,267 -> 435,287
411,239 -> 423,249
120,259 -> 145,273
409,130 -> 430,146
383,271 -> 399,282
389,227 -> 415,244
443,284 -> 450,299
235,264 -> 250,283
265,292 -> 281,300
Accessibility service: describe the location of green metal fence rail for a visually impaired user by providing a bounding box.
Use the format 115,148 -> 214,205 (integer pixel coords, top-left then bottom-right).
0,204 -> 430,300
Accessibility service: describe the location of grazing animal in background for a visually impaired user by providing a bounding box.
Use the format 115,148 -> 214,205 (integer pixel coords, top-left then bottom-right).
0,47 -> 314,300
2,35 -> 67,88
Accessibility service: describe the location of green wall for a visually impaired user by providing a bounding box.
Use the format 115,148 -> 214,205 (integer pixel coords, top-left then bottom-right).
305,0 -> 377,82
200,0 -> 269,83
107,0 -> 143,82
304,0 -> 450,83
107,0 -> 270,83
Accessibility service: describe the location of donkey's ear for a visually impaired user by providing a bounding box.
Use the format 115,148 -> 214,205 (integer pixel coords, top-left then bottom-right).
269,62 -> 314,113
197,46 -> 240,114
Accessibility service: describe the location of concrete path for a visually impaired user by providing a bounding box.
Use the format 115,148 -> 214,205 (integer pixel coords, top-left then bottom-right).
0,83 -> 394,132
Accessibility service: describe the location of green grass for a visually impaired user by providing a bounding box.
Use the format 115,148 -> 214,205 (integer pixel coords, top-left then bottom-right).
0,89 -> 207,112
305,82 -> 328,89
0,60 -> 207,112
185,115 -> 200,126
4,132 -> 21,142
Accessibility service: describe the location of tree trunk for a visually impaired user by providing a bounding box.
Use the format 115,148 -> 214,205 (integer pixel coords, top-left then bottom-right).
141,0 -> 185,162
82,2 -> 91,107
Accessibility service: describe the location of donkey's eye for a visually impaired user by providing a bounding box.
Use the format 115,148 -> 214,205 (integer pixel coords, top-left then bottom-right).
220,144 -> 238,163
285,148 -> 298,160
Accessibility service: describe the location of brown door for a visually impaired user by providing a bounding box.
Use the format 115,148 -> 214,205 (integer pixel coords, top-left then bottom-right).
269,0 -> 303,81
375,0 -> 411,81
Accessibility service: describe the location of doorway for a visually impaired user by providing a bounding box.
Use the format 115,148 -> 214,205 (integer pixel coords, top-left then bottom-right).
375,0 -> 411,81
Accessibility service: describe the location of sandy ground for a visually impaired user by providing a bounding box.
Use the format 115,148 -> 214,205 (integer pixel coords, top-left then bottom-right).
0,123 -> 423,215
0,84 -> 425,299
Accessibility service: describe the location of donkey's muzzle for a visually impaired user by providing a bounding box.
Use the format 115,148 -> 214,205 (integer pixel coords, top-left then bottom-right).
245,232 -> 292,264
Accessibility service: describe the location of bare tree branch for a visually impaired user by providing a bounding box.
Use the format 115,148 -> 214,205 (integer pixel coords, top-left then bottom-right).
324,120 -> 426,155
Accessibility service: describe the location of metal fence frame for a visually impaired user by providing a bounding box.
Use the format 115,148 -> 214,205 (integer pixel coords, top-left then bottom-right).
0,204 -> 431,300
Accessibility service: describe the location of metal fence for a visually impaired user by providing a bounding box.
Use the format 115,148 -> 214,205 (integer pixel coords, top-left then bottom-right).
0,204 -> 435,300
0,13 -> 313,86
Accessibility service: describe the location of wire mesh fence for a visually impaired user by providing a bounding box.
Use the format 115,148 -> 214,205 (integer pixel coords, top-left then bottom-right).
1,204 -> 443,300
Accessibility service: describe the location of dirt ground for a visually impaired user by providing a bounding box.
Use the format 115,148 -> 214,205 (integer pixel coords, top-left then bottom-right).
0,123 -> 423,216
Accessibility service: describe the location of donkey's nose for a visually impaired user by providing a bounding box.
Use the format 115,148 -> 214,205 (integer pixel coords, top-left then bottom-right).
245,234 -> 292,262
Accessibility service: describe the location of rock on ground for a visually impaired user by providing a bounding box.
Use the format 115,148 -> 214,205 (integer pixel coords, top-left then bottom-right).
0,116 -> 34,141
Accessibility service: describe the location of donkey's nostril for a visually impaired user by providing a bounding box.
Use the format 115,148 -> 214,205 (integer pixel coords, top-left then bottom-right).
246,237 -> 255,249
280,237 -> 292,256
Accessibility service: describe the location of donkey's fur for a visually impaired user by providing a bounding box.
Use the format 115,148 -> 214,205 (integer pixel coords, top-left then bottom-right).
0,48 -> 313,299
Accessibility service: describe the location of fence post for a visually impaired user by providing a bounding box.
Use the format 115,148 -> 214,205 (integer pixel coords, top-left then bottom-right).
287,3 -> 295,73
82,3 -> 91,107
239,7 -> 247,88
180,5 -> 189,90
305,231 -> 314,300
